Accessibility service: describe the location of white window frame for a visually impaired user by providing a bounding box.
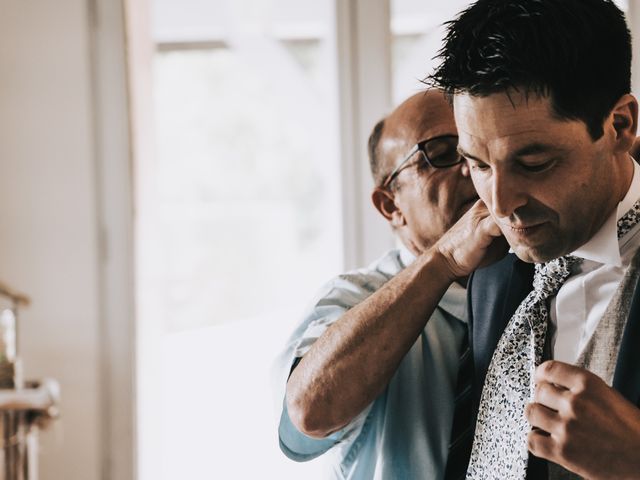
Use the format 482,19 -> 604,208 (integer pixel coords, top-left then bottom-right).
90,0 -> 136,479
335,0 -> 395,270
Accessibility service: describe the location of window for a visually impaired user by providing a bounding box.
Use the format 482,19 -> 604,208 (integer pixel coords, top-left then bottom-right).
137,1 -> 342,478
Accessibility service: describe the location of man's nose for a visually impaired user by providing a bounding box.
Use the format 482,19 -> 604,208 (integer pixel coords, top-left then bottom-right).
491,172 -> 527,219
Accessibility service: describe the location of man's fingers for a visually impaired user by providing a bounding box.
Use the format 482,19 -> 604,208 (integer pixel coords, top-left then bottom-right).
471,199 -> 502,238
534,380 -> 569,412
535,360 -> 598,393
478,214 -> 503,237
527,428 -> 556,462
433,198 -> 508,277
526,401 -> 559,434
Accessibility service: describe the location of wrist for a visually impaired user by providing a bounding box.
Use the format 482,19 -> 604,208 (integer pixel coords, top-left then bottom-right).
417,246 -> 460,286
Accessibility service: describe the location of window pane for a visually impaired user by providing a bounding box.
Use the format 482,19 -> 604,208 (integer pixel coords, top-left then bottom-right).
154,43 -> 341,333
138,1 -> 341,479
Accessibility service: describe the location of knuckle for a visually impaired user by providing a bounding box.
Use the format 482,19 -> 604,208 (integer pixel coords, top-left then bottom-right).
564,392 -> 583,419
577,374 -> 591,391
554,424 -> 573,453
540,359 -> 557,375
527,430 -> 552,458
573,369 -> 597,393
524,402 -> 536,421
536,381 -> 552,401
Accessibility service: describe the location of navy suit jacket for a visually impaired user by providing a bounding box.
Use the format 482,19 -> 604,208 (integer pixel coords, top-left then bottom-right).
466,253 -> 640,479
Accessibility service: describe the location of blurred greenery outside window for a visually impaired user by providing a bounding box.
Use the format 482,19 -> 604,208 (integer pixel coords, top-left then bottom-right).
153,24 -> 341,333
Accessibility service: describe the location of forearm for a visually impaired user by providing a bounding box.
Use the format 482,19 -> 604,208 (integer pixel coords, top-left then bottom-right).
285,247 -> 455,438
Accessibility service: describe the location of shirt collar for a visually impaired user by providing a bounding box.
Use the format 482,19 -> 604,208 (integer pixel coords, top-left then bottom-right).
571,158 -> 640,266
398,244 -> 416,269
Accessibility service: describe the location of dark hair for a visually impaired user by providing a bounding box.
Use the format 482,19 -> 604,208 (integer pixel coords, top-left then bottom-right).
368,118 -> 386,184
428,0 -> 631,139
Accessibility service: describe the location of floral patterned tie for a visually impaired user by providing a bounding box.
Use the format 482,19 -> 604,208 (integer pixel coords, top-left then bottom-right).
466,198 -> 640,480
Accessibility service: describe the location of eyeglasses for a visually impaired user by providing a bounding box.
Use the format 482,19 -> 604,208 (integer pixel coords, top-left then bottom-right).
380,135 -> 463,188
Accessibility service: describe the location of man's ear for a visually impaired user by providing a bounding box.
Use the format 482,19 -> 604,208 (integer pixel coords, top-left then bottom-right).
372,187 -> 405,227
611,93 -> 638,153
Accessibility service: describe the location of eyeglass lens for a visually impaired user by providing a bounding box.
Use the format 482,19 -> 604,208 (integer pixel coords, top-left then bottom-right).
424,137 -> 461,168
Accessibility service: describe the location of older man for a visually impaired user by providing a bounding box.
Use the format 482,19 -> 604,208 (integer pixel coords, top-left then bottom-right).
429,0 -> 640,479
274,89 -> 504,479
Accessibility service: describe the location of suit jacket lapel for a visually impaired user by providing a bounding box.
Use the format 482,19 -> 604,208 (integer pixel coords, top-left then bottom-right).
613,275 -> 640,405
469,254 -> 534,403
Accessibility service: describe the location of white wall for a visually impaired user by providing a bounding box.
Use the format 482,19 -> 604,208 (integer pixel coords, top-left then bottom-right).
0,1 -> 102,478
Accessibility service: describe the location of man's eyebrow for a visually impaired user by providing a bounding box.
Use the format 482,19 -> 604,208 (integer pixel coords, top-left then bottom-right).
457,143 -> 566,162
457,146 -> 481,161
513,143 -> 564,157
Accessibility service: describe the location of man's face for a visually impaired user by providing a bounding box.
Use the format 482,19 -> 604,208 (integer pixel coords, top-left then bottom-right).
454,91 -> 625,263
380,92 -> 478,254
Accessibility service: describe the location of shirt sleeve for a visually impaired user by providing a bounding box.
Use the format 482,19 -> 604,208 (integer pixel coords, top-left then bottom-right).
275,272 -> 386,461
278,397 -> 373,462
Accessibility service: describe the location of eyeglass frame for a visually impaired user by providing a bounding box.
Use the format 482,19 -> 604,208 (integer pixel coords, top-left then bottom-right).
380,134 -> 463,189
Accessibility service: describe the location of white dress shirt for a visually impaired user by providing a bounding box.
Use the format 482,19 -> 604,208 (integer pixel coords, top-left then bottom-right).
550,158 -> 640,363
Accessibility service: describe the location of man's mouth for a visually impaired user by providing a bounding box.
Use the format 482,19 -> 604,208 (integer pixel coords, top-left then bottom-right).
502,222 -> 546,236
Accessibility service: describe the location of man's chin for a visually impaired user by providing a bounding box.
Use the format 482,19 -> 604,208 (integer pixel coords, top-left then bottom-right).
509,243 -> 563,264
499,222 -> 568,263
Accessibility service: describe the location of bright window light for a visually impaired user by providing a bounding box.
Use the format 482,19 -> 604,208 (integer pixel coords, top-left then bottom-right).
137,1 -> 342,478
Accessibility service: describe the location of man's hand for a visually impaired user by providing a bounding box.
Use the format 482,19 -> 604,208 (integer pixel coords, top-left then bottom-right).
434,200 -> 508,279
526,360 -> 640,479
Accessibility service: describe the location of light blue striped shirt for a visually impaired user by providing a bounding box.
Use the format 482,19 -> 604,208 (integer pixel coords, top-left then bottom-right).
274,249 -> 467,480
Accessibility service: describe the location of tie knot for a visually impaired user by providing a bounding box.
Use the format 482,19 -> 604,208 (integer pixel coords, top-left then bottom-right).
533,255 -> 580,299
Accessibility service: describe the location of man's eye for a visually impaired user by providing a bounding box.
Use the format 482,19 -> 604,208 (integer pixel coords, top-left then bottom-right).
520,159 -> 556,172
469,160 -> 490,171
